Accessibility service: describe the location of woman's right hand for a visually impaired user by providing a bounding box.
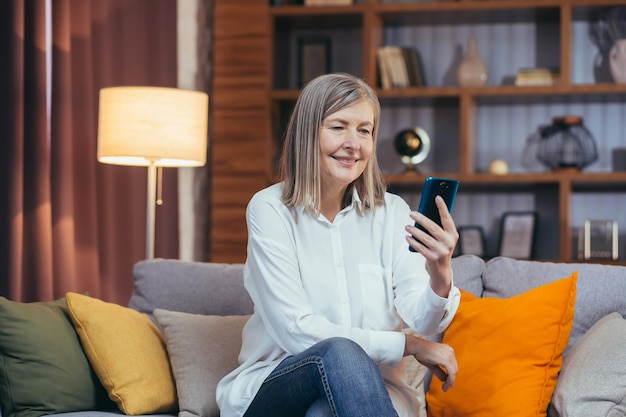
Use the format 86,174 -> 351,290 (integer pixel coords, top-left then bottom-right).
404,333 -> 458,392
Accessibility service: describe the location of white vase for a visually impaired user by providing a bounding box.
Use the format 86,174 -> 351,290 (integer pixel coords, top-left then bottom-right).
457,37 -> 488,87
609,39 -> 626,84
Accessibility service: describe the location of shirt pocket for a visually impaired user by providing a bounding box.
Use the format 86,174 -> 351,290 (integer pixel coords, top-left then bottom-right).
358,264 -> 395,329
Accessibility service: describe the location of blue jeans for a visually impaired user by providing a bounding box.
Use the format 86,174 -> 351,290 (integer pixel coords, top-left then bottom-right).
243,337 -> 399,417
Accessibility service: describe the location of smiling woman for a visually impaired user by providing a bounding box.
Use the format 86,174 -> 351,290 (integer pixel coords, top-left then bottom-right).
215,73 -> 462,417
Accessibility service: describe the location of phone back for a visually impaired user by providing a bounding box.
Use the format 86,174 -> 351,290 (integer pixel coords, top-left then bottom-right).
409,177 -> 459,252
418,177 -> 459,229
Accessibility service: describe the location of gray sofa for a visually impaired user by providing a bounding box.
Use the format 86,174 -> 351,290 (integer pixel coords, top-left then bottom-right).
1,255 -> 625,417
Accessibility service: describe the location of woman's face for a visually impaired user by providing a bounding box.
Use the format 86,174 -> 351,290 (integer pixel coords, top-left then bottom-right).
318,99 -> 375,193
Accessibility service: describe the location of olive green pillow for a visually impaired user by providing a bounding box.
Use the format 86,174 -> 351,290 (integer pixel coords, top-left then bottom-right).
0,297 -> 113,417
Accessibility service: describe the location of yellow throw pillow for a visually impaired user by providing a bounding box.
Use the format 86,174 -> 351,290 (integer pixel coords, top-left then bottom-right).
66,292 -> 177,415
426,273 -> 577,417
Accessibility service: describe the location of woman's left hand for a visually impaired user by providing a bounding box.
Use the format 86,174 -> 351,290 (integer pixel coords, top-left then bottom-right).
404,333 -> 458,392
405,195 -> 458,298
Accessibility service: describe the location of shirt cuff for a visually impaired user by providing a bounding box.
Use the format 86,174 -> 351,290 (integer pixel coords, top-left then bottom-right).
367,330 -> 406,367
425,282 -> 451,306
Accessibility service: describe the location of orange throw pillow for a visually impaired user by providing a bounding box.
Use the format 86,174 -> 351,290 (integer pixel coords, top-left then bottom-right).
426,273 -> 577,417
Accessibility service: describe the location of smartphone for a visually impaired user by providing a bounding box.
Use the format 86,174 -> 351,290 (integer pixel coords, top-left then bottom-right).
409,177 -> 459,252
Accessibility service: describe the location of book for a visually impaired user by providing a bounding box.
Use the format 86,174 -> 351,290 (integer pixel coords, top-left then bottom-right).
402,47 -> 425,87
386,46 -> 410,88
515,68 -> 560,86
376,46 -> 408,89
377,46 -> 426,89
376,48 -> 393,90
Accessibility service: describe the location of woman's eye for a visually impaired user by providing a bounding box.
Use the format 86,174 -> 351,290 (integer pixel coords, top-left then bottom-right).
359,129 -> 371,135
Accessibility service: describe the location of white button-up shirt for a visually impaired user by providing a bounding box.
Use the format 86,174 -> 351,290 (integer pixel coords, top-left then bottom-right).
216,183 -> 460,417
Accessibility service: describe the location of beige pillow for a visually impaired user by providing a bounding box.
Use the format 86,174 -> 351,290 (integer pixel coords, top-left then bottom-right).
154,309 -> 249,417
66,292 -> 177,415
549,312 -> 626,417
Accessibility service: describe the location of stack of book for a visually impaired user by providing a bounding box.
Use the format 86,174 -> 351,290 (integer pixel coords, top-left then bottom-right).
515,68 -> 560,86
376,46 -> 425,89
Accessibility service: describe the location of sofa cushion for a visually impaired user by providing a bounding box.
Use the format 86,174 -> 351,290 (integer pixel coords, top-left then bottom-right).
450,254 -> 485,297
482,256 -> 626,351
0,297 -> 113,417
129,259 -> 253,319
154,309 -> 250,417
426,273 -> 577,417
66,292 -> 177,415
548,312 -> 626,417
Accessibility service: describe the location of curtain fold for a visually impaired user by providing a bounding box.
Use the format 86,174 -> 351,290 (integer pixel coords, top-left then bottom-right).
0,0 -> 179,304
0,0 -> 51,301
193,0 -> 214,261
51,0 -> 81,296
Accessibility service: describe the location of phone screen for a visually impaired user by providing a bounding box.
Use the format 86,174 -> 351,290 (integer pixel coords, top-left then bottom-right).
409,177 -> 459,252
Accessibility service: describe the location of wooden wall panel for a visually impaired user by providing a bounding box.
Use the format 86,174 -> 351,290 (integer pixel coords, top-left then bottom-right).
210,207 -> 249,264
212,175 -> 267,207
211,113 -> 270,174
210,0 -> 270,262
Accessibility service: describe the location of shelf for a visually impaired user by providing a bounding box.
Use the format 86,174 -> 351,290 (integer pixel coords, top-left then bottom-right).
271,0 -> 626,14
271,5 -> 364,15
385,172 -> 626,187
269,0 -> 624,19
271,82 -> 626,101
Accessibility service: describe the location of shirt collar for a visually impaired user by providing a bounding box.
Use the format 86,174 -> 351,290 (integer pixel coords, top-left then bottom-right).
293,187 -> 366,218
349,187 -> 365,215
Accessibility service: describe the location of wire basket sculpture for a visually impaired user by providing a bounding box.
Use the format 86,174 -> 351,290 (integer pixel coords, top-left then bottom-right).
536,116 -> 598,171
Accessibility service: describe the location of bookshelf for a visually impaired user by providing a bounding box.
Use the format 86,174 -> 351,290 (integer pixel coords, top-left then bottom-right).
268,0 -> 626,263
209,0 -> 626,264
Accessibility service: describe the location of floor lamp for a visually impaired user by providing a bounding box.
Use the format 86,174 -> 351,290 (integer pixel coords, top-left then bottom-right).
97,86 -> 209,259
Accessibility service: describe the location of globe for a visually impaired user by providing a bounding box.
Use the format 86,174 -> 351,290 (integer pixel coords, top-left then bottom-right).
394,129 -> 423,156
393,127 -> 431,173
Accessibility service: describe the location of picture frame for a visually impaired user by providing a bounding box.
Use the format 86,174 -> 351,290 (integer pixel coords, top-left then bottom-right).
498,211 -> 538,259
578,219 -> 619,260
298,35 -> 331,88
457,226 -> 486,257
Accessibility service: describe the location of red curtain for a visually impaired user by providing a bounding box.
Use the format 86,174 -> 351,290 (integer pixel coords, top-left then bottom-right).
0,0 -> 179,305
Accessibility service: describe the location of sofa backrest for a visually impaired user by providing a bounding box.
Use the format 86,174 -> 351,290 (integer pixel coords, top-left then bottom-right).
483,256 -> 626,350
129,259 -> 254,318
449,254 -> 485,297
128,255 -> 626,350
128,255 -> 486,320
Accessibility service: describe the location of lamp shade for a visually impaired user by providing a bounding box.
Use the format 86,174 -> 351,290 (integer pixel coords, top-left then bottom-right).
97,86 -> 209,167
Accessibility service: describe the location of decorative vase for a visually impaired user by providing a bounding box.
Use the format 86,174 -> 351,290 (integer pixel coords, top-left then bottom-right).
457,37 -> 488,87
609,39 -> 626,84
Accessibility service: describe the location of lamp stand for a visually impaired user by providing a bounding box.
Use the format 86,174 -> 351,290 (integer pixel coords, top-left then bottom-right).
146,162 -> 157,259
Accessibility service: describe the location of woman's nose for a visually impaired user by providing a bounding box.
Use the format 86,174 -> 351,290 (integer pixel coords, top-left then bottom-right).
343,129 -> 360,150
